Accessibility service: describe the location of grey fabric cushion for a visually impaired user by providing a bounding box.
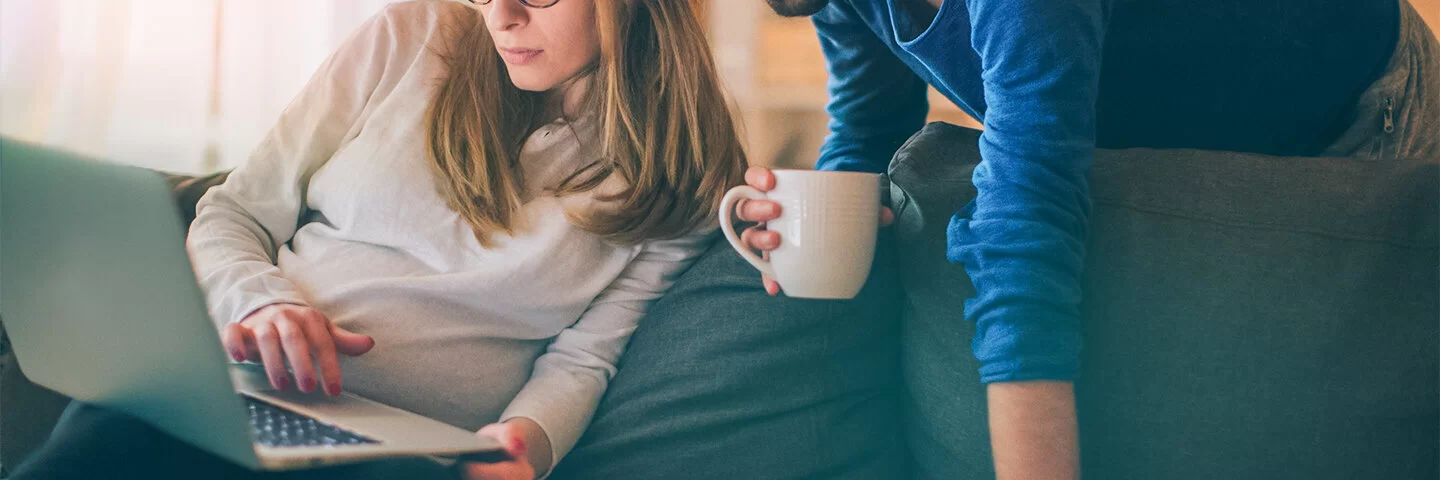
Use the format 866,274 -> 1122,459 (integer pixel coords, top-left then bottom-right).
553,240 -> 908,480
886,127 -> 992,480
888,122 -> 1439,480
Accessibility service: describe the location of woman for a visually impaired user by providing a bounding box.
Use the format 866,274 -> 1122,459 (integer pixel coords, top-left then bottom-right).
13,0 -> 745,479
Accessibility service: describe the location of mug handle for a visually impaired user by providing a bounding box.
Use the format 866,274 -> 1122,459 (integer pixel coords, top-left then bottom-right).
719,185 -> 777,280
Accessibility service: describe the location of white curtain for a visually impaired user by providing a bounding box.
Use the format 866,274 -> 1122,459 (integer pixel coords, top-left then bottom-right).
1,0 -> 407,174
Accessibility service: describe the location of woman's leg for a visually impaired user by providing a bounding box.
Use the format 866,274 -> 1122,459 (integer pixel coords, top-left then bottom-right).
10,402 -> 255,480
11,402 -> 460,480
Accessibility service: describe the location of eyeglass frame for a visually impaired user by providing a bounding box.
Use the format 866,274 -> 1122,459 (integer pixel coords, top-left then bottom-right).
466,0 -> 562,8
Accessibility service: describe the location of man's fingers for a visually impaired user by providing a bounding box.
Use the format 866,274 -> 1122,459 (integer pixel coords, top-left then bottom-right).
275,320 -> 317,393
737,199 -> 781,223
331,325 -> 375,357
253,323 -> 290,391
299,318 -> 344,396
880,206 -> 895,227
740,227 -> 781,251
744,166 -> 775,191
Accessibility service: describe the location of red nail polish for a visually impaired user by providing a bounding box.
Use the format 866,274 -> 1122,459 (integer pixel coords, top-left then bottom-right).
510,437 -> 527,456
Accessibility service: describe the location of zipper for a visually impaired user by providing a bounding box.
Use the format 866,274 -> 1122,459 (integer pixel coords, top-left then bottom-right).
1383,97 -> 1395,134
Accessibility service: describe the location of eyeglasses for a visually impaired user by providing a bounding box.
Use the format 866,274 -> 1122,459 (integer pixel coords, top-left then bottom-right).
467,0 -> 562,8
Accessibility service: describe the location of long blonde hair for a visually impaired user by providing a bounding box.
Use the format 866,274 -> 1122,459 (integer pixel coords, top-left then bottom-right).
428,0 -> 747,246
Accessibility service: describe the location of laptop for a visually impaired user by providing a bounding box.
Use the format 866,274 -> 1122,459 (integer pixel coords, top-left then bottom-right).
0,140 -> 505,471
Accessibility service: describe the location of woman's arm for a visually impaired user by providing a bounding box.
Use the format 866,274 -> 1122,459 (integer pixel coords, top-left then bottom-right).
187,4 -> 439,326
497,232 -> 715,477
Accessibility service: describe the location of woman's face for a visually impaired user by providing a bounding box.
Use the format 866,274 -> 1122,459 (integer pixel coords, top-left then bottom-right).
479,0 -> 600,92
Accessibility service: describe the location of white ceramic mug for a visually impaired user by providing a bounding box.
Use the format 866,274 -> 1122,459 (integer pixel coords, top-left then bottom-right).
719,170 -> 880,299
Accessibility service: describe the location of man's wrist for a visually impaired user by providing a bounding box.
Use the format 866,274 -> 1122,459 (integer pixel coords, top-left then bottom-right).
987,381 -> 1080,480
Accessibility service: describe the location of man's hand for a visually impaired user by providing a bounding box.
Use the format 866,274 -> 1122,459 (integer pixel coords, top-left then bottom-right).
221,303 -> 374,395
988,381 -> 1080,480
734,166 -> 893,295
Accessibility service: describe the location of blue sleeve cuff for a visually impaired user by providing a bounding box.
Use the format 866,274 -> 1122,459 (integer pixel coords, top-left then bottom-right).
969,302 -> 1082,384
949,201 -> 1085,384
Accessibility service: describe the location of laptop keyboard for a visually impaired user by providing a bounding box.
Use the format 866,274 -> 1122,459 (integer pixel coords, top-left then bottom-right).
245,397 -> 379,448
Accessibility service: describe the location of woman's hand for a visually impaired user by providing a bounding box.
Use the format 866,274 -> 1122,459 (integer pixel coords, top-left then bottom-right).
735,166 -> 894,295
221,303 -> 374,395
463,419 -> 552,480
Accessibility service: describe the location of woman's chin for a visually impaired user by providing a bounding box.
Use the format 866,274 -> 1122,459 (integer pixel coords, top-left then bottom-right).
507,73 -> 557,92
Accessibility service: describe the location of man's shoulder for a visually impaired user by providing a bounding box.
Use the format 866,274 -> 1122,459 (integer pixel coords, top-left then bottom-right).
810,0 -> 883,32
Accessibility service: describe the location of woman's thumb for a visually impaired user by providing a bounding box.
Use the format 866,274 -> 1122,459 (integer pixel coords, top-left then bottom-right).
330,325 -> 375,356
478,423 -> 527,459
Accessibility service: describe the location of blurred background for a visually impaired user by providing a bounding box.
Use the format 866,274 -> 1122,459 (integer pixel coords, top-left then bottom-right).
1,0 -> 1436,174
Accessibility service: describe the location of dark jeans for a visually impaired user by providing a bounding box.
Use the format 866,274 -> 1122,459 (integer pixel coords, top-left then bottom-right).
10,403 -> 459,480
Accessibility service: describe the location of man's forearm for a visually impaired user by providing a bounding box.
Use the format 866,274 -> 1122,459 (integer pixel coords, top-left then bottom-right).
988,381 -> 1080,480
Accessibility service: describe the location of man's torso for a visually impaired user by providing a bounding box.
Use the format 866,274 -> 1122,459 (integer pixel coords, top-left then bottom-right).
827,0 -> 1400,155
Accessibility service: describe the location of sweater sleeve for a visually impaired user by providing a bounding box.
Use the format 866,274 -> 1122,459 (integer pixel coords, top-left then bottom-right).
811,1 -> 929,173
186,3 -> 445,327
947,0 -> 1107,383
500,231 -> 714,470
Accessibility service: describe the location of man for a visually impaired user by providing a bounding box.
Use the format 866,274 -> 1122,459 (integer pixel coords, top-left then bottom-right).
738,0 -> 1436,478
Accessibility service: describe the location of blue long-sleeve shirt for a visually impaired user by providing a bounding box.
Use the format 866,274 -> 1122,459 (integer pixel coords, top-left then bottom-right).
812,0 -> 1398,383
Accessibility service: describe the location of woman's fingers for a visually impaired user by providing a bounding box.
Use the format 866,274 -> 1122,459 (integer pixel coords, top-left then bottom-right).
220,322 -> 254,362
741,227 -> 781,251
252,322 -> 290,390
462,461 -> 534,480
477,423 -> 527,458
736,199 -> 781,223
229,304 -> 366,394
761,250 -> 781,296
744,166 -> 775,191
741,227 -> 783,295
298,316 -> 345,396
275,319 -> 317,393
880,206 -> 895,227
463,424 -> 533,480
330,325 -> 376,357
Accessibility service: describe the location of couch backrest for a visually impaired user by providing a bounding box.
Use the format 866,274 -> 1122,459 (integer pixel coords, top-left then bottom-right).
889,122 -> 1439,480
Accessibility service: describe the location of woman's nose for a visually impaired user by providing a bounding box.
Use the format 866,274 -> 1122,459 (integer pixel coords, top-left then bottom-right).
485,0 -> 530,32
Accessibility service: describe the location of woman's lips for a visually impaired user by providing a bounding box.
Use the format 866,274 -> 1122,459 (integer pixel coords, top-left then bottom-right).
498,47 -> 543,66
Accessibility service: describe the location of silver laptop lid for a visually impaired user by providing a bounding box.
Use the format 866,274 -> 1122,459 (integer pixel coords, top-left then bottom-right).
0,140 -> 260,469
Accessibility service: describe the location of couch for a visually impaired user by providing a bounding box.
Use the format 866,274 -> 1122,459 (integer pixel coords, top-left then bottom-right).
2,123 -> 1435,479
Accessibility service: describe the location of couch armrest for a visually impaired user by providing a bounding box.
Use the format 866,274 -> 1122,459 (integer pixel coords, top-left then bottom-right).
165,171 -> 231,230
